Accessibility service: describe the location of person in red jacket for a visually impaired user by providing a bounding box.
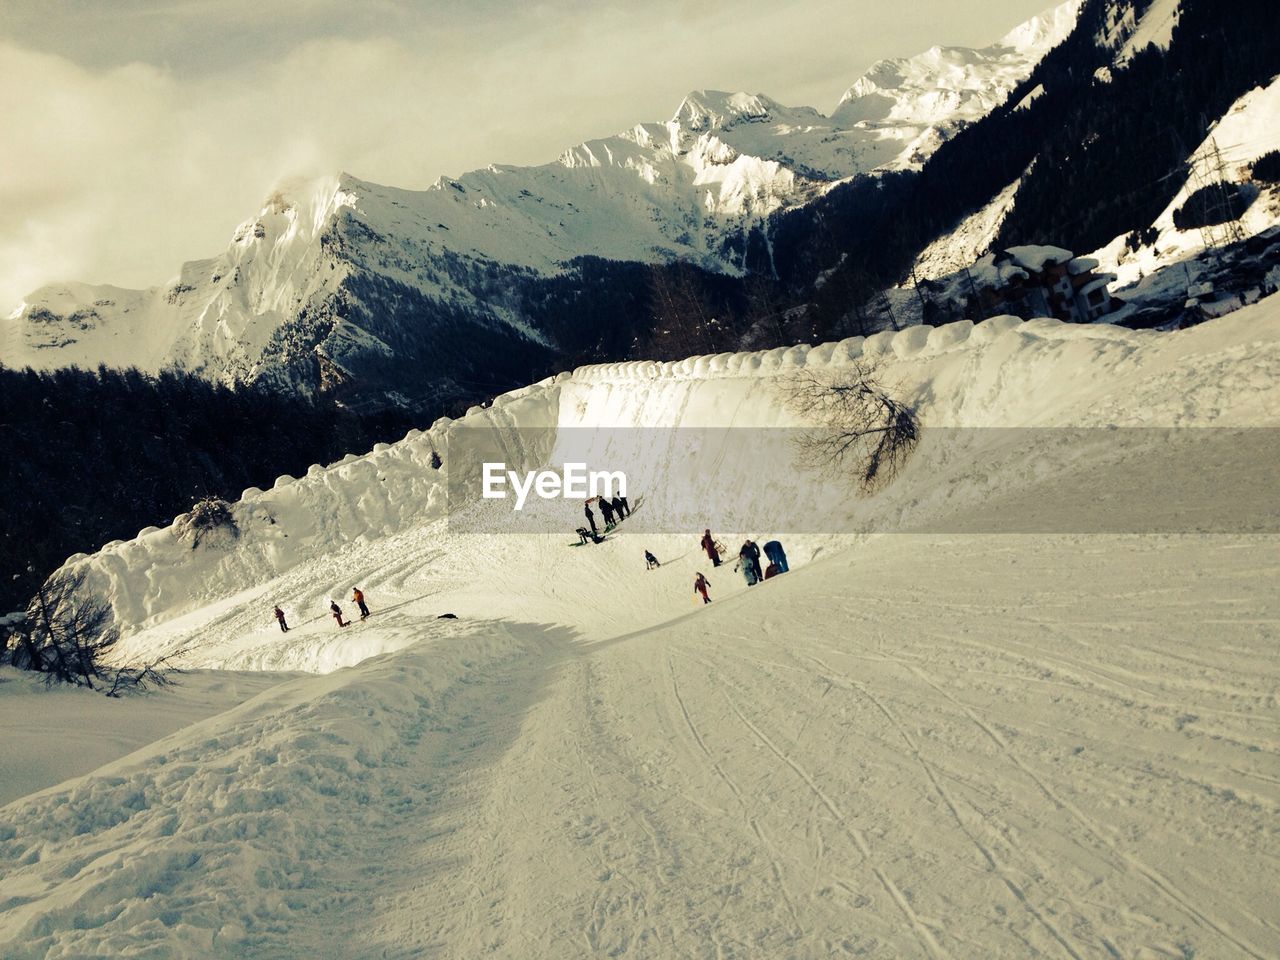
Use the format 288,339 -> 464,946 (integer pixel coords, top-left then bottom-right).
352,587 -> 370,621
274,605 -> 288,633
701,529 -> 721,567
693,572 -> 712,604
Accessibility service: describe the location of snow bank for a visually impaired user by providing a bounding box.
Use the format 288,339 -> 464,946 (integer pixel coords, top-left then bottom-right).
56,298 -> 1280,670
0,618 -> 550,958
52,315 -> 1008,640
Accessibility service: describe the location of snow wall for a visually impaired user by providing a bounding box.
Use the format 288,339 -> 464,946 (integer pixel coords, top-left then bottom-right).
59,307 -> 1280,641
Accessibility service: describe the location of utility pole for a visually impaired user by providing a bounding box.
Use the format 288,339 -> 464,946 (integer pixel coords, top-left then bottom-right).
910,266 -> 930,325
1204,137 -> 1246,246
962,266 -> 985,322
882,293 -> 900,332
1186,135 -> 1246,260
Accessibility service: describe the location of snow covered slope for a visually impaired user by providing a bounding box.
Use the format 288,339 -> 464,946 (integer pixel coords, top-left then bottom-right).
1097,0 -> 1181,65
909,167 -> 1030,281
1,179 -> 355,386
0,3 -> 1080,405
2,301 -> 1279,956
1091,74 -> 1280,302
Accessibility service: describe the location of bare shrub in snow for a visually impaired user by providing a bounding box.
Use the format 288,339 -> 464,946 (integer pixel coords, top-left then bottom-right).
787,362 -> 921,493
176,497 -> 239,550
11,569 -> 119,689
3,570 -> 179,694
106,655 -> 182,698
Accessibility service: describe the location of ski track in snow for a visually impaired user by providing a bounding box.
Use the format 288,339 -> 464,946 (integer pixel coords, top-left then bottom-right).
2,306 -> 1280,956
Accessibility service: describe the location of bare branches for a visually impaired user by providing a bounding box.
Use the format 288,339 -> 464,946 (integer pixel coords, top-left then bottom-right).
787,361 -> 921,494
18,568 -> 119,689
3,568 -> 179,696
106,655 -> 183,698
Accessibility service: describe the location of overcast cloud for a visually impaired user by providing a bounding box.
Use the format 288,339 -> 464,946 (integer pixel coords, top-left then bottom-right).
0,0 -> 1052,310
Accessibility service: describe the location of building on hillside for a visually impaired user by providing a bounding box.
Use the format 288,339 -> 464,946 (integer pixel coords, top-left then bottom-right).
969,245 -> 1119,322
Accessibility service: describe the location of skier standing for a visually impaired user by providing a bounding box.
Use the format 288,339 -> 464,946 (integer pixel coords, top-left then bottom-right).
693,572 -> 712,604
585,501 -> 598,537
274,605 -> 288,633
352,587 -> 370,620
618,495 -> 630,518
330,600 -> 348,628
599,496 -> 616,527
701,529 -> 721,567
611,495 -> 626,522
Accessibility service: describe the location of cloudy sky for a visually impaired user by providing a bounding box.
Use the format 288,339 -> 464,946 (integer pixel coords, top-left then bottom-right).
0,0 -> 1052,309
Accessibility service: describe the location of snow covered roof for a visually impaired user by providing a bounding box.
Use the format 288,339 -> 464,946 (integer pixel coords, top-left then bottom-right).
1068,256 -> 1100,276
1003,244 -> 1074,271
1077,275 -> 1116,298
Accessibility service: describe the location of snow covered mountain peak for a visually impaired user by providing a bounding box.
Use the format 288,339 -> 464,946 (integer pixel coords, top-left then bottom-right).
672,90 -> 792,132
833,0 -> 1080,145
231,174 -> 357,247
1,1 -> 1087,405
999,0 -> 1084,53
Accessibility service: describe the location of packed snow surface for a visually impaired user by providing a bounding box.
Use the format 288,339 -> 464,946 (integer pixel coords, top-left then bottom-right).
0,669 -> 290,807
2,300 -> 1278,957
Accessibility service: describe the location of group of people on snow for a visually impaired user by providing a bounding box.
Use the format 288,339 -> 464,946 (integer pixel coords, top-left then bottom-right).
700,529 -> 788,582
330,587 -> 370,628
272,586 -> 372,632
578,493 -> 630,543
689,529 -> 789,602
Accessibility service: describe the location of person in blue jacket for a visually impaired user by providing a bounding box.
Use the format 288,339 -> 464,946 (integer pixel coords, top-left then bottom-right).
762,540 -> 789,574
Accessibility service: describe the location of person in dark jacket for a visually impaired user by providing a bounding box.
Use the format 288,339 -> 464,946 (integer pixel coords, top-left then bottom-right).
701,529 -> 721,567
618,495 -> 630,517
611,496 -> 626,522
762,540 -> 789,574
274,605 -> 288,633
693,572 -> 711,603
599,496 -> 615,526
585,502 -> 598,537
741,540 -> 763,582
330,600 -> 348,628
644,550 -> 660,569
